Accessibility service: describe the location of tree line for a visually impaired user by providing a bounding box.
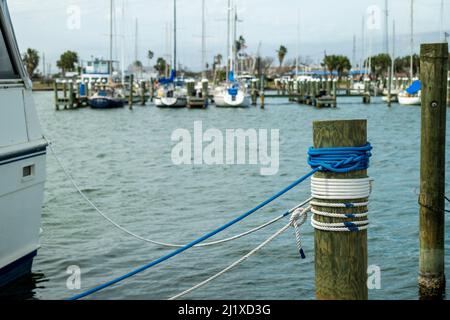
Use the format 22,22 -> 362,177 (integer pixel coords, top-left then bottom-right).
20,45 -> 434,80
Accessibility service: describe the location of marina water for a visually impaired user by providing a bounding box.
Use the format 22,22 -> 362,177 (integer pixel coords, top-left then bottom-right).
2,92 -> 449,300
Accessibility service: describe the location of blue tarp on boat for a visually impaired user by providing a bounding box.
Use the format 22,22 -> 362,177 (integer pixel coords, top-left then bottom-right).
406,80 -> 421,95
228,70 -> 235,82
158,69 -> 176,84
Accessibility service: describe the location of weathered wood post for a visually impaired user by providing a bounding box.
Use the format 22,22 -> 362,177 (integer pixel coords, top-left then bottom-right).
313,119 -> 369,300
418,43 -> 448,300
251,80 -> 257,105
53,81 -> 59,111
202,80 -> 209,108
68,81 -> 74,109
128,75 -> 134,109
363,79 -> 371,104
62,81 -> 68,109
260,77 -> 265,109
150,78 -> 154,102
140,81 -> 146,106
326,78 -> 331,96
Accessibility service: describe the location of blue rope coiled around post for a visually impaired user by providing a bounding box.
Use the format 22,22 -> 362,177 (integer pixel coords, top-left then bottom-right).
308,143 -> 372,173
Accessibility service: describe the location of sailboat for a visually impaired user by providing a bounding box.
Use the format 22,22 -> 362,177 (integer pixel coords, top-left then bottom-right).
0,0 -> 47,287
398,0 -> 421,106
88,0 -> 125,109
214,0 -> 250,108
154,0 -> 187,108
187,0 -> 209,109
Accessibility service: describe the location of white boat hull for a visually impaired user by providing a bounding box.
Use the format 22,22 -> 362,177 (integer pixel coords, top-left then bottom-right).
0,143 -> 46,286
398,95 -> 421,105
214,90 -> 250,108
154,96 -> 187,108
0,0 -> 47,287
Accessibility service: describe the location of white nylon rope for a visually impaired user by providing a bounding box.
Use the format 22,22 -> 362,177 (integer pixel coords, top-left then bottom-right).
310,177 -> 372,232
169,206 -> 311,300
311,177 -> 372,200
45,137 -> 312,248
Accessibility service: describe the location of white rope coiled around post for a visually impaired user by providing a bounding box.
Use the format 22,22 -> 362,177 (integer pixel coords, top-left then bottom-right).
311,177 -> 372,200
310,177 -> 373,232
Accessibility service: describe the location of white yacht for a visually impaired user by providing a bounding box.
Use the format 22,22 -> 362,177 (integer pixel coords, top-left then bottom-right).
154,76 -> 188,108
155,0 -> 187,108
213,1 -> 250,108
398,80 -> 421,106
214,81 -> 250,108
0,0 -> 47,287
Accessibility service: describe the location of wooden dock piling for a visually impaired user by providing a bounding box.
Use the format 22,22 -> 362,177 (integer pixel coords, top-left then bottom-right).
313,119 -> 369,300
363,79 -> 371,104
128,75 -> 134,109
418,43 -> 448,300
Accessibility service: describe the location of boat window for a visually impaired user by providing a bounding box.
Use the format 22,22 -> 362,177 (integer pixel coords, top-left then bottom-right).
0,23 -> 18,78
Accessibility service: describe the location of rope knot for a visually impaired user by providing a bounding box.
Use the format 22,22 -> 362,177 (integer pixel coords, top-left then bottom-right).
289,206 -> 310,260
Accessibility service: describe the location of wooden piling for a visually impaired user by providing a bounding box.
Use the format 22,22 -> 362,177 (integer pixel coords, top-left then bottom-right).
251,80 -> 257,105
69,81 -> 75,108
128,75 -> 134,109
418,43 -> 448,300
53,81 -> 59,110
313,119 -> 368,300
363,79 -> 371,104
202,80 -> 209,108
140,81 -> 146,106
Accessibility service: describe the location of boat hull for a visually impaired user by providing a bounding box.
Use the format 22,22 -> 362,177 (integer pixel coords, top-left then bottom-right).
0,250 -> 36,288
0,143 -> 46,288
88,97 -> 125,109
154,97 -> 187,108
398,96 -> 421,105
214,91 -> 250,108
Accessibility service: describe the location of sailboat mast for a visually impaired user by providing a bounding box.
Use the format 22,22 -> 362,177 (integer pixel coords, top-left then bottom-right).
173,0 -> 177,73
296,10 -> 300,76
202,0 -> 206,77
384,0 -> 389,54
440,0 -> 444,42
134,18 -> 138,63
391,20 -> 395,83
109,0 -> 113,75
121,0 -> 126,85
361,15 -> 365,76
233,1 -> 238,75
226,0 -> 231,81
410,0 -> 414,81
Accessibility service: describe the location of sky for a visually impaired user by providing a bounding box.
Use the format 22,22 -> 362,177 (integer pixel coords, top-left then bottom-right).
6,0 -> 449,72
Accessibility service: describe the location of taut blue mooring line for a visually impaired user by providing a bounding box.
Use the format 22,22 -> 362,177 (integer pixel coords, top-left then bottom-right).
67,143 -> 372,300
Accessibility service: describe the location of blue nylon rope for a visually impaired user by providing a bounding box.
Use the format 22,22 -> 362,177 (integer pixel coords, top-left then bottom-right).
308,143 -> 372,173
67,143 -> 372,300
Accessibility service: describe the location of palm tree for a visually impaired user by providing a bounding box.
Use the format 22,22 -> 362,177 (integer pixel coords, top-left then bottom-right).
323,55 -> 339,76
277,45 -> 288,69
336,56 -> 352,78
22,48 -> 40,78
147,50 -> 154,66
